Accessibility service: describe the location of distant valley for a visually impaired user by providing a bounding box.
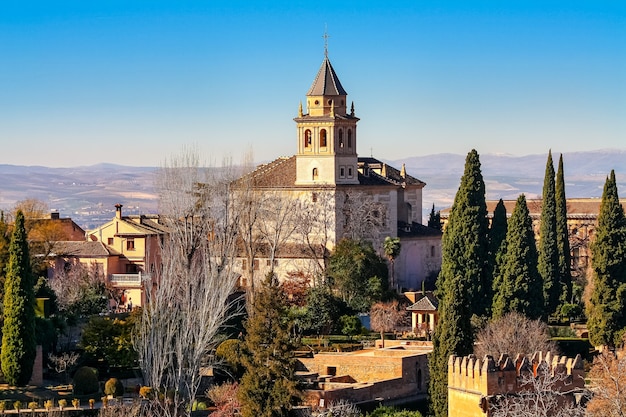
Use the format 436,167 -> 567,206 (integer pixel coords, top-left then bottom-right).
1,150 -> 625,230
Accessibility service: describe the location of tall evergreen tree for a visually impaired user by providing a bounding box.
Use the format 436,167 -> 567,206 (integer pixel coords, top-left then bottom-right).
488,199 -> 508,304
492,194 -> 544,320
1,210 -> 37,386
238,274 -> 300,417
538,150 -> 560,319
555,154 -> 573,305
587,171 -> 626,347
429,149 -> 489,417
427,204 -> 442,231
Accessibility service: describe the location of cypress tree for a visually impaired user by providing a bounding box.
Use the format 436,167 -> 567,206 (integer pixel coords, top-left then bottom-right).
492,194 -> 544,320
427,203 -> 442,231
488,199 -> 508,305
429,149 -> 488,417
538,150 -> 560,319
555,154 -> 573,305
587,171 -> 626,347
1,210 -> 37,386
238,273 -> 300,417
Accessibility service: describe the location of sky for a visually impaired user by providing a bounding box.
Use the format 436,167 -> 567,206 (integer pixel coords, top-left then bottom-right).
1,1 -> 625,167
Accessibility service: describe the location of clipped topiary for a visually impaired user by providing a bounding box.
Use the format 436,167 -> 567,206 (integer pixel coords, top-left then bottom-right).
73,366 -> 100,395
104,377 -> 124,397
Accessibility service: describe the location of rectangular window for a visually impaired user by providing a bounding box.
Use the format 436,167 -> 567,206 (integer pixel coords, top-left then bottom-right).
126,239 -> 135,251
312,192 -> 318,202
107,237 -> 114,245
348,167 -> 353,178
242,259 -> 247,271
340,167 -> 345,178
253,259 -> 259,270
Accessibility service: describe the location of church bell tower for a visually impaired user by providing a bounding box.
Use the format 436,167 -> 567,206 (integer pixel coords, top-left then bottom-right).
294,52 -> 359,185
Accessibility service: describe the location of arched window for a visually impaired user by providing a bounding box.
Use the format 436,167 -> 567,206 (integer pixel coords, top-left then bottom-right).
347,129 -> 353,148
304,130 -> 311,148
312,168 -> 319,180
338,129 -> 344,147
320,129 -> 327,147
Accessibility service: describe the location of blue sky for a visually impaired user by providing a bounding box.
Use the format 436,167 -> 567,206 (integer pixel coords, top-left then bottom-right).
1,1 -> 625,167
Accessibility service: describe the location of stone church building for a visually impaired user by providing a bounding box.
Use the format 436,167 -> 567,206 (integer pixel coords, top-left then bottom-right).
236,53 -> 441,291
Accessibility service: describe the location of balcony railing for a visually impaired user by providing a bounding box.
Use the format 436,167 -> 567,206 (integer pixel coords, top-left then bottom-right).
110,273 -> 145,285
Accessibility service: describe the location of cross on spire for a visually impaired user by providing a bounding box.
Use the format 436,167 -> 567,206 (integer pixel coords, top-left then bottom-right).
323,26 -> 330,57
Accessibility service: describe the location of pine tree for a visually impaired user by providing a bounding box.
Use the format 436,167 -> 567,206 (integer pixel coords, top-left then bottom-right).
238,274 -> 300,417
492,194 -> 544,320
1,210 -> 37,386
429,149 -> 489,417
488,199 -> 508,306
555,154 -> 572,305
538,150 -> 560,319
587,171 -> 626,347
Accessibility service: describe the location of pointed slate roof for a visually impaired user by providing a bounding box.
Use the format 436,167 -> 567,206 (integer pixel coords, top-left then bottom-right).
307,56 -> 347,96
406,292 -> 439,312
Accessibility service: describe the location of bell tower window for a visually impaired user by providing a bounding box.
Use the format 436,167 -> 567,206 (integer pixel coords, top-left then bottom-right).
304,130 -> 312,148
348,129 -> 353,148
338,129 -> 344,148
320,129 -> 327,147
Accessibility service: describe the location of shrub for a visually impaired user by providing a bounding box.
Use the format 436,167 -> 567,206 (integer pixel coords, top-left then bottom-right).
72,398 -> 80,408
139,386 -> 153,399
13,401 -> 22,411
0,401 -> 5,411
58,399 -> 67,409
73,366 -> 100,395
104,377 -> 124,397
28,401 -> 38,411
44,400 -> 54,410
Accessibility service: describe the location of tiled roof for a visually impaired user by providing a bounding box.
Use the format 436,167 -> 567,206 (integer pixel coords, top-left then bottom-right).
49,241 -> 113,257
397,222 -> 443,238
407,292 -> 439,311
237,156 -> 297,188
307,56 -> 347,96
119,216 -> 169,235
358,158 -> 425,187
241,156 -> 425,190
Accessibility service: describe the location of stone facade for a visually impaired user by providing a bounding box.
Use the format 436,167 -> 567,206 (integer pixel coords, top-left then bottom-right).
297,346 -> 430,409
448,351 -> 585,417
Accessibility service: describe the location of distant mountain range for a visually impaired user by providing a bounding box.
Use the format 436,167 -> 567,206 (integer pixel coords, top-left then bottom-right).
1,150 -> 625,229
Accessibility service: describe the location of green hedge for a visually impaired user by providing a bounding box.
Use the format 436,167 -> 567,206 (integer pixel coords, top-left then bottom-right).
552,337 -> 594,361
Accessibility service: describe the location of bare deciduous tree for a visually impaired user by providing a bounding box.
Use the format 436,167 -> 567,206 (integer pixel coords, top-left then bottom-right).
490,361 -> 586,417
474,312 -> 558,359
136,147 -> 243,417
317,400 -> 361,417
48,352 -> 80,383
294,188 -> 335,279
370,300 -> 407,348
587,348 -> 626,417
49,261 -> 108,315
340,190 -> 387,243
257,191 -> 300,274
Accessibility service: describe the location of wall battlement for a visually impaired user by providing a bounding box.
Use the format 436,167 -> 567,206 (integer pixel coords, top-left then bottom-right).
447,352 -> 584,417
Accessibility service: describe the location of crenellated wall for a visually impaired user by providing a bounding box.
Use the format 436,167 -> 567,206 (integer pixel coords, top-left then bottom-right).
447,351 -> 585,417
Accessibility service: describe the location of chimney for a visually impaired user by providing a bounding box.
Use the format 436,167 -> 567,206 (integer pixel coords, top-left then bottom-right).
50,211 -> 60,220
115,204 -> 123,219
